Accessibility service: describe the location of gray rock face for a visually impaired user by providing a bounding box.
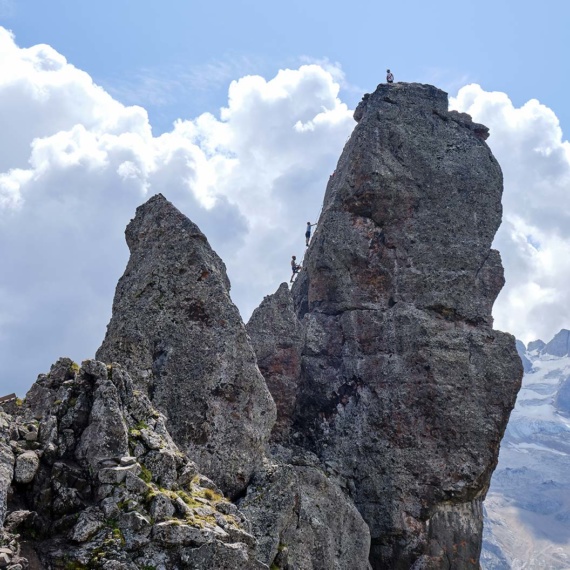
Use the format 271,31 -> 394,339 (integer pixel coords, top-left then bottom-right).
2,358 -> 266,569
0,418 -> 14,525
97,194 -> 276,498
542,328 -> 570,357
240,460 -> 371,570
14,451 -> 39,484
246,285 -> 372,569
248,83 -> 522,568
76,361 -> 129,472
246,283 -> 304,442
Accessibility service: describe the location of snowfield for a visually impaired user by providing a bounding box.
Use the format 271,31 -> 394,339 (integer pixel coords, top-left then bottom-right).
482,331 -> 570,569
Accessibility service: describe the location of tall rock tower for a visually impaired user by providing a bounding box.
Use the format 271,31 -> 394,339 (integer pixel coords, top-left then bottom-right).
247,83 -> 522,568
97,194 -> 276,499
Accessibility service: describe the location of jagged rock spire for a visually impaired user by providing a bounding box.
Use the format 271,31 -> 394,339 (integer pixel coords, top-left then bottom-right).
97,194 -> 276,498
1,82 -> 523,570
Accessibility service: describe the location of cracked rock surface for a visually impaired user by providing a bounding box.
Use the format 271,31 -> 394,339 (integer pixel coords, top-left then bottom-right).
97,194 -> 276,499
2,358 -> 265,569
248,82 -> 523,569
240,459 -> 371,570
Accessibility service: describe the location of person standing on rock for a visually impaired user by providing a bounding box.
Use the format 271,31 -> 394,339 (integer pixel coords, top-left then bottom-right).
305,221 -> 317,246
386,69 -> 394,83
290,255 -> 301,283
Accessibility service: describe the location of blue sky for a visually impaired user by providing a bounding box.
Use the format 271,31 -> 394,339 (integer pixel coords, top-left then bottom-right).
4,0 -> 569,134
1,1 -> 570,391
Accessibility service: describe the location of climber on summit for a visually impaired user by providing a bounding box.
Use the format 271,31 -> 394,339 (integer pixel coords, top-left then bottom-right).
290,255 -> 301,283
305,221 -> 317,246
386,69 -> 394,84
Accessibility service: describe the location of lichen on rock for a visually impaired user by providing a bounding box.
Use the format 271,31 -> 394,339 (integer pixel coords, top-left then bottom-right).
1,358 -> 264,569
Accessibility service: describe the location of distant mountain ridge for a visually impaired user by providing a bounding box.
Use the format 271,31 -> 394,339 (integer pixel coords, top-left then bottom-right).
541,329 -> 570,359
482,329 -> 570,569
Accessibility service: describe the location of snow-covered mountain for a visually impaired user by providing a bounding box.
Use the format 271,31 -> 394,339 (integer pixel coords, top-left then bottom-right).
482,329 -> 570,569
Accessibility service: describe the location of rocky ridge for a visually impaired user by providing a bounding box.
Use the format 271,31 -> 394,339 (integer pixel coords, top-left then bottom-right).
1,194 -> 369,569
1,357 -> 263,569
0,82 -> 521,569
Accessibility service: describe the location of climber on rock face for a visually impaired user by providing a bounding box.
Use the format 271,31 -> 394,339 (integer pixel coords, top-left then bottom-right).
290,255 -> 301,283
386,69 -> 394,84
305,221 -> 317,246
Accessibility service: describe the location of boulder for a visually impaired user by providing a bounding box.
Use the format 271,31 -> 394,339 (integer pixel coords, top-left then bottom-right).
14,451 -> 39,484
70,509 -> 104,542
240,461 -> 371,569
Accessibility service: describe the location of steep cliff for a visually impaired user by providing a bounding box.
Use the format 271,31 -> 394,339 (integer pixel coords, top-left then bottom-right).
247,83 -> 522,568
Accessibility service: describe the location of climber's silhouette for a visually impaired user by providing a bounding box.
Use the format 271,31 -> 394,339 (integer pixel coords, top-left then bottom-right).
305,222 -> 317,246
386,69 -> 394,84
290,256 -> 301,283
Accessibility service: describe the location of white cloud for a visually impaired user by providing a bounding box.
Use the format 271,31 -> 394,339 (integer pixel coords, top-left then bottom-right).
3,24 -> 568,395
0,27 -> 353,393
176,65 -> 354,315
451,84 -> 570,344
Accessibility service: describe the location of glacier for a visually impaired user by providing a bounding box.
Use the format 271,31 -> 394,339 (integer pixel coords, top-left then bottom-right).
482,330 -> 570,569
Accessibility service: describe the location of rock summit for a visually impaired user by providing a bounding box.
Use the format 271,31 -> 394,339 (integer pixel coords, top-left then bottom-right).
249,82 -> 522,568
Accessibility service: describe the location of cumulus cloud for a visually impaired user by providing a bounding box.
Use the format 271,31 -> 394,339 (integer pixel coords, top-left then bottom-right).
2,24 -> 568,394
0,27 -> 353,392
451,85 -> 570,344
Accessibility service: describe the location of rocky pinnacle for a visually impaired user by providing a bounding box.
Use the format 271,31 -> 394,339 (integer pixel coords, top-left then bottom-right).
96,194 -> 276,499
248,83 -> 523,568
